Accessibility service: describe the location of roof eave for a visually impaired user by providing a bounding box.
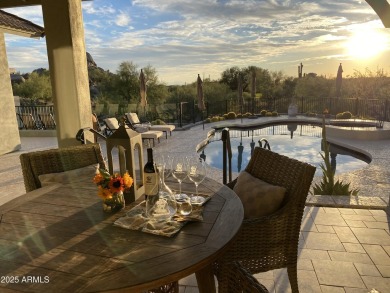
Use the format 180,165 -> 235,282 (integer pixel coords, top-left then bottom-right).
0,26 -> 44,38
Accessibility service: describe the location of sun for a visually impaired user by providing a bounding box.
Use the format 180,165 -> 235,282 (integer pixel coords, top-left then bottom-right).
345,29 -> 388,59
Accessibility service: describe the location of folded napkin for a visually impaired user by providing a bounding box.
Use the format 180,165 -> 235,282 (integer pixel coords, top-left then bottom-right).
114,201 -> 204,237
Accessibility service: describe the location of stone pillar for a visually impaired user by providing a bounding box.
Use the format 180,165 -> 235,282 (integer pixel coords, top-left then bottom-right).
0,32 -> 21,155
41,0 -> 93,147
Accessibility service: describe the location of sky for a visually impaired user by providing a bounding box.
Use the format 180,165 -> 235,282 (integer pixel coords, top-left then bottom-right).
3,0 -> 390,85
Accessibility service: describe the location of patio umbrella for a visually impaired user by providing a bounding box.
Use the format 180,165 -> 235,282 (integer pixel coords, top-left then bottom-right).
251,70 -> 256,114
139,69 -> 147,111
336,63 -> 343,98
197,74 -> 205,111
237,74 -> 243,122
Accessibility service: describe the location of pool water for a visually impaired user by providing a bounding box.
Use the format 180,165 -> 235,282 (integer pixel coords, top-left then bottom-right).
199,124 -> 369,176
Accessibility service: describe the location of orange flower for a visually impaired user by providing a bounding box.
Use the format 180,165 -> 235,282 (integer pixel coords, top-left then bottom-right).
109,176 -> 124,193
123,172 -> 133,188
93,173 -> 104,184
97,186 -> 113,199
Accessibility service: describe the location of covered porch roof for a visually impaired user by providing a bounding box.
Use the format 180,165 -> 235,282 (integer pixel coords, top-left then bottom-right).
0,10 -> 44,38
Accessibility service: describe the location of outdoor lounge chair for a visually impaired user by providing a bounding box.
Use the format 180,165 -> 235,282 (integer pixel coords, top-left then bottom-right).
103,117 -> 163,147
20,144 -> 106,192
17,113 -> 40,129
125,112 -> 175,139
214,147 -> 316,293
227,261 -> 269,293
38,113 -> 56,129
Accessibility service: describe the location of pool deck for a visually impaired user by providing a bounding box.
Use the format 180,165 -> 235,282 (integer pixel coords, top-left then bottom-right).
1,117 -> 390,292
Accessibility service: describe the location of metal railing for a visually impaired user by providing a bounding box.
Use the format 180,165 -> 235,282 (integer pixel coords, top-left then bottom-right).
15,97 -> 390,130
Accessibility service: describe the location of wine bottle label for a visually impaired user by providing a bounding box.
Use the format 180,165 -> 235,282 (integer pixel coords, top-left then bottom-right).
145,173 -> 158,196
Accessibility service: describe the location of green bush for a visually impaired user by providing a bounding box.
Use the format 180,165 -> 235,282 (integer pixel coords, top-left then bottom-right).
244,112 -> 252,117
226,112 -> 237,119
211,116 -> 220,122
151,119 -> 166,125
271,111 -> 278,116
223,113 -> 228,119
336,111 -> 353,119
265,111 -> 273,117
219,116 -> 225,121
260,110 -> 267,116
205,118 -> 211,123
342,111 -> 352,119
237,113 -> 242,118
306,111 -> 316,117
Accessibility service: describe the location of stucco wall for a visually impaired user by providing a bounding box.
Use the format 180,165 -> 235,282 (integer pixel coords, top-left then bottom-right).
0,32 -> 21,155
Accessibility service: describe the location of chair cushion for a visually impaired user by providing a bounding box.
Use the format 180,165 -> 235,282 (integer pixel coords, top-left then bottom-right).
233,171 -> 286,219
150,125 -> 175,132
38,164 -> 99,187
127,113 -> 140,124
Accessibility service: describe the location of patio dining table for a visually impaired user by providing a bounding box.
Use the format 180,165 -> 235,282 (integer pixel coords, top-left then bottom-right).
0,176 -> 243,292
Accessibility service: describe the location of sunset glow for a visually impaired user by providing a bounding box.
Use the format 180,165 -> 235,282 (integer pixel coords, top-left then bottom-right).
346,29 -> 388,59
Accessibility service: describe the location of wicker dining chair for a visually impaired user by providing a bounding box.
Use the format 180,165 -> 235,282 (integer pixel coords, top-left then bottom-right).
227,261 -> 269,293
214,147 -> 316,293
20,143 -> 106,192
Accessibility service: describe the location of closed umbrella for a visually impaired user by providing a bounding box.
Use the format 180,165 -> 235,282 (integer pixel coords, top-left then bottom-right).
251,70 -> 256,114
139,69 -> 147,111
237,74 -> 243,122
336,63 -> 343,98
197,74 -> 205,111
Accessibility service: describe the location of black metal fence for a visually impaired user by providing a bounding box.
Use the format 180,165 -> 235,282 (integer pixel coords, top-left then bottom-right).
15,97 -> 390,129
204,97 -> 389,122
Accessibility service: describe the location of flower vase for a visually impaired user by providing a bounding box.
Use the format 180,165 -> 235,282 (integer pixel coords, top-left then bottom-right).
102,191 -> 125,213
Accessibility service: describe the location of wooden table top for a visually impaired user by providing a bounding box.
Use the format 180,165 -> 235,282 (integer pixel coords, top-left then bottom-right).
0,177 -> 243,292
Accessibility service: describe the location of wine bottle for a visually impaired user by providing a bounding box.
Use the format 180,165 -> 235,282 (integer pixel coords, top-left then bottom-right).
144,148 -> 158,200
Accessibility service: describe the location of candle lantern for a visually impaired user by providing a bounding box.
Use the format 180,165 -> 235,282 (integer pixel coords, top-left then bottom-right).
106,123 -> 145,203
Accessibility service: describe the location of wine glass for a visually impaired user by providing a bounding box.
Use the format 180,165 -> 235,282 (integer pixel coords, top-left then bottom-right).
155,153 -> 172,180
170,155 -> 189,201
188,158 -> 207,204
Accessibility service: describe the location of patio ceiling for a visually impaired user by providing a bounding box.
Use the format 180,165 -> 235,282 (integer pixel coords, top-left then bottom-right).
0,0 -> 91,9
0,10 -> 44,38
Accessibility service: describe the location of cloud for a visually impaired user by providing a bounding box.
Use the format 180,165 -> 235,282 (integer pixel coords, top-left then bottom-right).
115,12 -> 131,27
4,0 -> 390,84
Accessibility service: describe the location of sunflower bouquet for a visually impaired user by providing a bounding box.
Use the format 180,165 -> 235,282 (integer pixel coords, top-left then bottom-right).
93,169 -> 133,212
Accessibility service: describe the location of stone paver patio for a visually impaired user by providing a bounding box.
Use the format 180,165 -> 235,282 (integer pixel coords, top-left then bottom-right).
1,119 -> 389,292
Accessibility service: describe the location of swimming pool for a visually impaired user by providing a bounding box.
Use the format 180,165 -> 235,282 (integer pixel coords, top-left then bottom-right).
199,124 -> 370,176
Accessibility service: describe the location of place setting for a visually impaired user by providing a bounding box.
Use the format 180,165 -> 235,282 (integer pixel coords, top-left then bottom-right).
114,153 -> 211,237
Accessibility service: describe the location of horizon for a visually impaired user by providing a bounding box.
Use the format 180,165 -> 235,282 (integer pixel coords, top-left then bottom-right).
3,0 -> 390,85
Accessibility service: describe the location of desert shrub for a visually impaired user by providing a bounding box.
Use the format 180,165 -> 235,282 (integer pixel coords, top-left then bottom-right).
226,112 -> 237,119
205,118 -> 211,123
237,113 -> 242,118
151,119 -> 166,125
306,112 -> 316,117
311,117 -> 359,196
265,111 -> 273,117
244,112 -> 252,117
272,111 -> 278,116
219,116 -> 225,121
336,112 -> 344,119
260,110 -> 267,116
342,111 -> 352,119
211,116 -> 220,122
223,113 -> 228,119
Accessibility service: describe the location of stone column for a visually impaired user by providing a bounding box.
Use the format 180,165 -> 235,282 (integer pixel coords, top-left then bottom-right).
0,32 -> 21,155
41,0 -> 93,147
